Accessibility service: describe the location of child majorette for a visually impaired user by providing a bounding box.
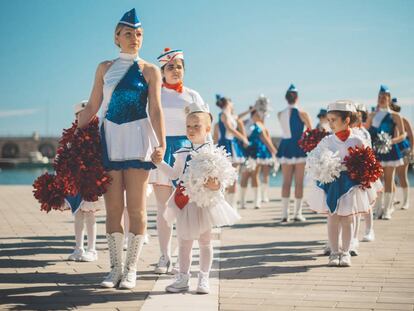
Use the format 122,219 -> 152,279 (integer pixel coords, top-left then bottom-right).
390,97 -> 413,211
367,85 -> 406,220
240,95 -> 277,209
66,101 -> 102,262
216,95 -> 249,208
307,100 -> 382,267
149,47 -> 208,274
153,102 -> 240,294
350,102 -> 375,253
276,84 -> 312,222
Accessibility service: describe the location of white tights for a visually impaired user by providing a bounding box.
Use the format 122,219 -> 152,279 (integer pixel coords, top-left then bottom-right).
74,211 -> 96,251
328,214 -> 352,253
154,186 -> 174,259
179,230 -> 213,274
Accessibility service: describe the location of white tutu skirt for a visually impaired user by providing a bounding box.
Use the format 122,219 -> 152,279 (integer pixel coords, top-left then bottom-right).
308,179 -> 383,216
163,197 -> 240,240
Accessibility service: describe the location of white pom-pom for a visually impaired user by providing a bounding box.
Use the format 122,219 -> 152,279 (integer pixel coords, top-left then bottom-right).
306,147 -> 344,184
373,131 -> 392,154
181,144 -> 238,208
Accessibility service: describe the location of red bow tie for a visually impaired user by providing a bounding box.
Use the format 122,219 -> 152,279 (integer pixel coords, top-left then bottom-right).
163,82 -> 183,93
335,129 -> 351,142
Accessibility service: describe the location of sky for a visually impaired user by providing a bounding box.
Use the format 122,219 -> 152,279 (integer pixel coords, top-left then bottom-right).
0,0 -> 413,137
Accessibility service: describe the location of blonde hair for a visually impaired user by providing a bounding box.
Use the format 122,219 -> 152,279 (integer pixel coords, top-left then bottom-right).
114,24 -> 143,48
187,111 -> 213,126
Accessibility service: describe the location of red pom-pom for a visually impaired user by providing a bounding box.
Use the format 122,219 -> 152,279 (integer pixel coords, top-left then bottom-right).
32,173 -> 66,212
33,117 -> 112,212
298,128 -> 329,153
344,146 -> 383,189
164,47 -> 171,52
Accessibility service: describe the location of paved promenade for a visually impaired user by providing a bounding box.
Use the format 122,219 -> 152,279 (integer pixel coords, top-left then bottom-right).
0,186 -> 413,310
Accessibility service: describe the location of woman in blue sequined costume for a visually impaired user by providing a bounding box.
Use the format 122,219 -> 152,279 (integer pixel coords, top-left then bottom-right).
276,85 -> 312,223
390,98 -> 413,211
367,85 -> 406,220
239,106 -> 277,209
216,95 -> 249,208
77,9 -> 166,289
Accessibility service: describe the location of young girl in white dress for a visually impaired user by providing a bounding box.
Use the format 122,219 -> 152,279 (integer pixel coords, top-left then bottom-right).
152,103 -> 240,294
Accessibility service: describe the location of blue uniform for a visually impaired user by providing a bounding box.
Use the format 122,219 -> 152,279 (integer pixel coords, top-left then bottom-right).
217,112 -> 245,163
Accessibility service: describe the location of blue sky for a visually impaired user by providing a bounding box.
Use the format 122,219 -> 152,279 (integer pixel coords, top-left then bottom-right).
0,0 -> 413,136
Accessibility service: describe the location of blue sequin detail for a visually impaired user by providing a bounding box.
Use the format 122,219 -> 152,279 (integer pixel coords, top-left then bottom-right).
105,62 -> 148,124
369,112 -> 403,162
245,124 -> 271,159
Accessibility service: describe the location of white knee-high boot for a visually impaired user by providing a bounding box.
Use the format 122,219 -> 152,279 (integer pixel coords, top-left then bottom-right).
382,192 -> 393,220
374,192 -> 384,219
281,197 -> 290,222
254,187 -> 261,209
401,187 -> 409,210
261,182 -> 269,203
293,198 -> 306,222
101,232 -> 124,288
240,187 -> 247,209
119,233 -> 145,289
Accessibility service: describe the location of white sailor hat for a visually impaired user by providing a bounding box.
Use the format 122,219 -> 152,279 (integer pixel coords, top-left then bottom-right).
157,48 -> 184,68
74,100 -> 88,114
354,102 -> 367,112
327,100 -> 357,113
118,8 -> 141,29
186,101 -> 210,115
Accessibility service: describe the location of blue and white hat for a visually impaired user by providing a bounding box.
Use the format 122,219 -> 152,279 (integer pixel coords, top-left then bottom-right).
379,85 -> 390,94
327,100 -> 357,113
157,48 -> 184,68
287,84 -> 298,93
118,8 -> 141,29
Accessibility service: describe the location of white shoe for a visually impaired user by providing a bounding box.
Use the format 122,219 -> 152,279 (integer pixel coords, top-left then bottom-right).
323,245 -> 331,256
382,210 -> 392,220
196,272 -> 210,294
101,267 -> 123,288
68,248 -> 84,261
401,203 -> 409,210
349,239 -> 359,256
328,253 -> 340,266
339,252 -> 352,267
143,233 -> 150,245
294,214 -> 306,222
165,273 -> 190,293
80,250 -> 98,262
154,255 -> 171,274
362,230 -> 375,242
170,260 -> 179,275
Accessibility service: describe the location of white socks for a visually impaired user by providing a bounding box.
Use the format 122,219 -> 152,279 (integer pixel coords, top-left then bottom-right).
74,212 -> 85,251
374,192 -> 384,219
294,198 -> 302,217
155,188 -> 174,260
282,197 -> 290,220
84,212 -> 97,252
178,231 -> 212,275
383,192 -> 393,220
240,187 -> 247,209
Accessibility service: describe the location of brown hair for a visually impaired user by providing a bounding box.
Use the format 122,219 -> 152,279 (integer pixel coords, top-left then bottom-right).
328,110 -> 357,125
285,91 -> 298,104
216,97 -> 231,109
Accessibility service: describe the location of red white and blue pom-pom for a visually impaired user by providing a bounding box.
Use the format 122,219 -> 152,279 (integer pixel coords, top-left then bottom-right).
33,117 -> 111,212
344,146 -> 383,189
298,128 -> 329,153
